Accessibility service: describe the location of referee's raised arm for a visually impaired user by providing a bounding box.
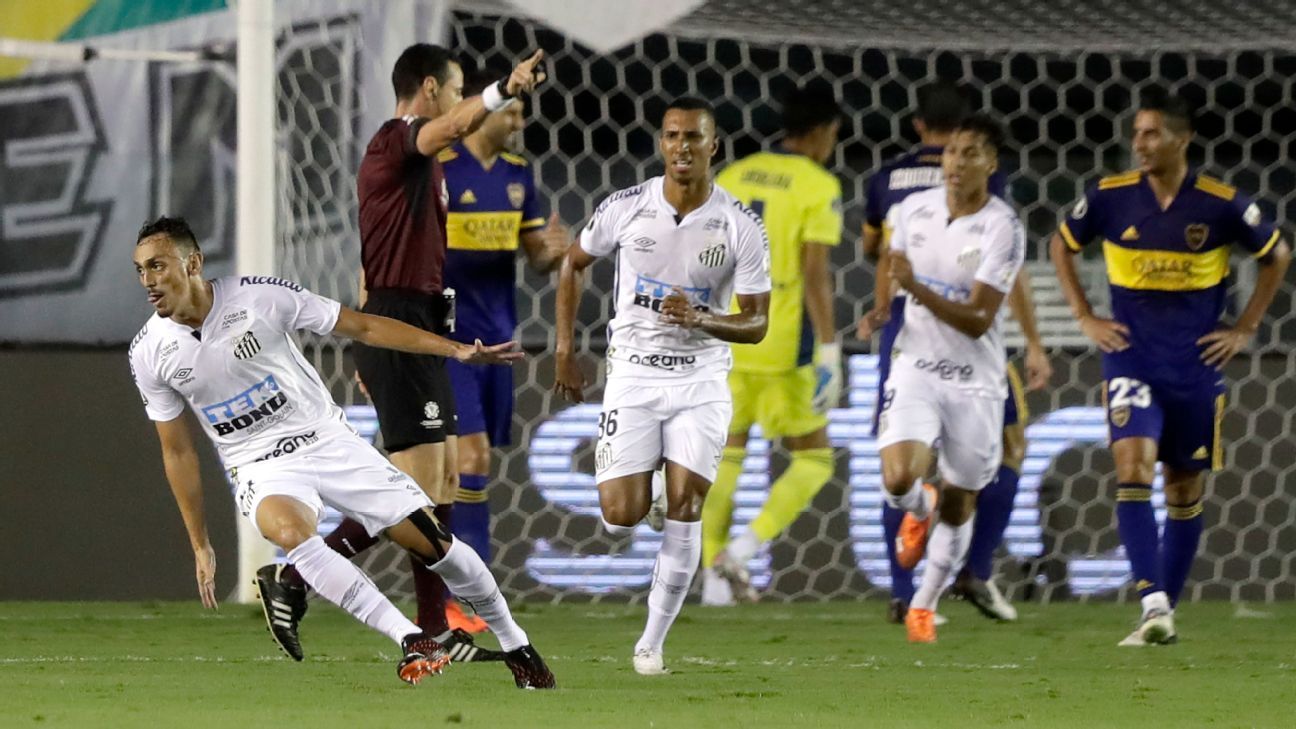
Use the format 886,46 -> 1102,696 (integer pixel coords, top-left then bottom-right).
412,50 -> 546,157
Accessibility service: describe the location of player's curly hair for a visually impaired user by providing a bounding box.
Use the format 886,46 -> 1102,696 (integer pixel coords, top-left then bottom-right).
136,215 -> 200,256
955,113 -> 1006,154
392,43 -> 459,100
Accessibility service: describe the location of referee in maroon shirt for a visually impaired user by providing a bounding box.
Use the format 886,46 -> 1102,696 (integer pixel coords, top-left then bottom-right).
261,44 -> 545,663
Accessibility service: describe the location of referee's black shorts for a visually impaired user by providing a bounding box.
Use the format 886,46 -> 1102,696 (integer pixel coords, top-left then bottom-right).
353,289 -> 457,452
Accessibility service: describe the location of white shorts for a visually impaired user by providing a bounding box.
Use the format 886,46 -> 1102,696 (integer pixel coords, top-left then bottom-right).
228,432 -> 432,539
595,377 -> 733,484
875,362 -> 1003,490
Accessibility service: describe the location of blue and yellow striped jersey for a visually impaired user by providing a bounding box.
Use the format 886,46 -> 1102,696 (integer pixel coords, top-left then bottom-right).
716,148 -> 842,373
1060,169 -> 1280,384
439,142 -> 544,343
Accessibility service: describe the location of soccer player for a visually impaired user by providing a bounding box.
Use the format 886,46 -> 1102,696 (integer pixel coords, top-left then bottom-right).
857,81 -> 1050,624
700,81 -> 843,604
263,45 -> 545,661
1049,87 -> 1290,646
552,98 -> 771,674
128,217 -> 553,688
440,68 -> 569,632
877,114 -> 1025,643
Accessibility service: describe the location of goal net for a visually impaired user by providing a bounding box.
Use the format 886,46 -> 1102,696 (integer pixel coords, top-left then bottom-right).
276,0 -> 1296,604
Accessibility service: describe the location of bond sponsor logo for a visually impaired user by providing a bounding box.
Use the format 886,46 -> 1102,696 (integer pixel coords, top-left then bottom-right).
420,400 -> 443,429
220,309 -> 248,330
233,331 -> 261,360
507,182 -> 525,209
632,274 -> 711,313
253,431 -> 319,462
698,242 -> 726,268
912,205 -> 936,220
630,208 -> 657,221
632,235 -> 656,253
160,340 -> 180,360
201,375 -> 293,436
1185,223 -> 1210,250
703,217 -> 728,232
239,276 -> 302,291
627,352 -> 698,371
915,358 -> 974,382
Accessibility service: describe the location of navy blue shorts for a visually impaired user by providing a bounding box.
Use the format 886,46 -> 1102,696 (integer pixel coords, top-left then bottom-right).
1102,358 -> 1225,472
447,358 -> 514,446
872,297 -> 1026,434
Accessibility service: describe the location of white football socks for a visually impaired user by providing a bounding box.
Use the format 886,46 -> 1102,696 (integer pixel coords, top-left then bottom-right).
287,535 -> 419,645
428,538 -> 529,652
602,517 -> 636,538
726,530 -> 762,565
884,478 -> 932,519
912,520 -> 973,612
636,519 -> 701,654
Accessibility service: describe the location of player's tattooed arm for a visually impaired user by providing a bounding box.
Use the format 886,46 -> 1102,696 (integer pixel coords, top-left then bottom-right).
554,243 -> 597,402
1048,231 -> 1130,353
153,416 -> 218,610
415,50 -> 546,157
332,307 -> 523,365
1198,236 -> 1291,368
889,250 -> 1006,339
659,288 -> 769,344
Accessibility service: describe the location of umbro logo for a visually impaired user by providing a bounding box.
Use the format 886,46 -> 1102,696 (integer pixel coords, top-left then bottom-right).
173,368 -> 193,380
234,331 -> 261,360
632,236 -> 656,253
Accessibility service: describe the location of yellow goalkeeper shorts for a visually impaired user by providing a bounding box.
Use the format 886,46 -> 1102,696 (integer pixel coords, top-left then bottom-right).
728,365 -> 828,440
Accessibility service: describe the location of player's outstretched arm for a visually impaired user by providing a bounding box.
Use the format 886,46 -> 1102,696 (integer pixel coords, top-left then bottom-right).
889,250 -> 1007,339
1048,231 -> 1129,353
414,50 -> 546,157
153,416 -> 218,609
1007,265 -> 1052,390
1198,236 -> 1292,368
659,289 -> 770,344
857,234 -> 893,339
553,243 -> 595,402
332,307 -> 523,365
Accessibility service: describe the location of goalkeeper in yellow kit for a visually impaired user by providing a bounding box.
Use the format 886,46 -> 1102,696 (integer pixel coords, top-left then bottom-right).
703,81 -> 843,602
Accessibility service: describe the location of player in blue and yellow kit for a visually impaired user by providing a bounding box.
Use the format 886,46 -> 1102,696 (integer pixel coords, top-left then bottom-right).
858,81 -> 1051,625
1051,87 -> 1290,646
440,69 -> 568,632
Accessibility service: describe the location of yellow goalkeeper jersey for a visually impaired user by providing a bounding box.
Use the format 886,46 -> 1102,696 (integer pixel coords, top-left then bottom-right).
716,148 -> 843,373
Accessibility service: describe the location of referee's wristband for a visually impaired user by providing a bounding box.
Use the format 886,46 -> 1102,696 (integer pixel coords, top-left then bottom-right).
482,79 -> 513,112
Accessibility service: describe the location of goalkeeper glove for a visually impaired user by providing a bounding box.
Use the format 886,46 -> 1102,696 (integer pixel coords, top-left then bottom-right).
811,342 -> 843,413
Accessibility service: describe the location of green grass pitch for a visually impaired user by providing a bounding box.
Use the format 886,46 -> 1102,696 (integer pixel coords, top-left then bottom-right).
3,601 -> 1293,727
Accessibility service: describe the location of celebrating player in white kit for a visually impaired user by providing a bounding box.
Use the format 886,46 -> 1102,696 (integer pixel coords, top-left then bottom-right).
553,98 -> 771,675
128,216 -> 553,688
875,114 -> 1025,643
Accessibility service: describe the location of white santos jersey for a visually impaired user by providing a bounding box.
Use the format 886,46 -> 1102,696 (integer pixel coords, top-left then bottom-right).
128,276 -> 352,468
580,176 -> 771,382
886,186 -> 1025,399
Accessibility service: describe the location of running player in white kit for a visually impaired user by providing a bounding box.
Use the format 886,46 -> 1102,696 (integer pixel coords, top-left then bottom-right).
552,98 -> 772,675
128,216 -> 553,688
874,114 -> 1025,643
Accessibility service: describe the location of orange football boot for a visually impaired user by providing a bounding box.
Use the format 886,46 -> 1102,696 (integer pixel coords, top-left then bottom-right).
895,483 -> 938,570
905,607 -> 937,643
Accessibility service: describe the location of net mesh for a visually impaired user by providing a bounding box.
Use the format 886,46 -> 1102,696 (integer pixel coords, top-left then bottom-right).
275,1 -> 1296,604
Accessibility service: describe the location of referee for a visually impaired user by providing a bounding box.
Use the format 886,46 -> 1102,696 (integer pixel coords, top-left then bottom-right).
260,43 -> 545,662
